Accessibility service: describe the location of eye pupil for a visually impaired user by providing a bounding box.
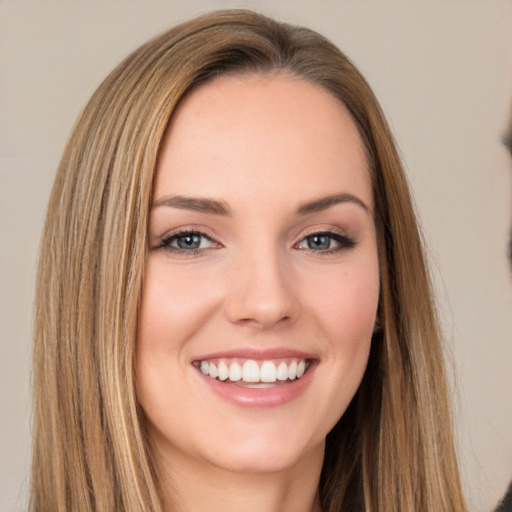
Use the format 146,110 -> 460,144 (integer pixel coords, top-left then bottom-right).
308,235 -> 331,250
177,234 -> 201,249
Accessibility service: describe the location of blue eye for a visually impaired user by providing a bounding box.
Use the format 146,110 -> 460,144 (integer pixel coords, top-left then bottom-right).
159,231 -> 218,254
306,234 -> 332,250
296,231 -> 355,253
174,233 -> 203,249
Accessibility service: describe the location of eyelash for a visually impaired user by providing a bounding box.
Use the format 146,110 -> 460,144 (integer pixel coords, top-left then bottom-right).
157,230 -> 220,257
156,229 -> 356,257
295,230 -> 356,255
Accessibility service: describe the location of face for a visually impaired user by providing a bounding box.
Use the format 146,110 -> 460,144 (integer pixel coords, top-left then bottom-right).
136,74 -> 380,476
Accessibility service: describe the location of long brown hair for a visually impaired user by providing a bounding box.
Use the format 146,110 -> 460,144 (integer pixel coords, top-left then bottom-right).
31,9 -> 467,511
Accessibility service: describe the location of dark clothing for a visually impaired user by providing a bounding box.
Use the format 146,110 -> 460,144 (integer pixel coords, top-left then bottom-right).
495,480 -> 512,512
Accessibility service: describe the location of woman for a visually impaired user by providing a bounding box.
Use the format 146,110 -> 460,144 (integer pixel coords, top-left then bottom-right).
31,9 -> 467,512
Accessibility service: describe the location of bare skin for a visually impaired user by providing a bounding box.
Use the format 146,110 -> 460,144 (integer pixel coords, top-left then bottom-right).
157,440 -> 324,512
137,73 -> 379,512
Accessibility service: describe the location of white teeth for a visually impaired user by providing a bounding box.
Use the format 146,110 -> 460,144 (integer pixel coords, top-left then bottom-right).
208,362 -> 218,379
260,361 -> 277,382
297,360 -> 306,378
242,360 -> 260,382
228,362 -> 242,381
217,361 -> 229,381
288,361 -> 297,380
197,358 -> 310,384
276,361 -> 288,381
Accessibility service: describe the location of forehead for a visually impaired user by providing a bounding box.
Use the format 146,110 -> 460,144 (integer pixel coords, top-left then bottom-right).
155,73 -> 372,209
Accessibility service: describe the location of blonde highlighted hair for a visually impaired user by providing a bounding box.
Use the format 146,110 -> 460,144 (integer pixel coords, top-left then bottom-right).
31,9 -> 467,512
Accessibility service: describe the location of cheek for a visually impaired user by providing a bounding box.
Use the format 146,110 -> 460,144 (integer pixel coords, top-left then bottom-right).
310,262 -> 380,345
283,261 -> 379,442
137,259 -> 221,353
135,260 -> 218,412
308,259 -> 379,402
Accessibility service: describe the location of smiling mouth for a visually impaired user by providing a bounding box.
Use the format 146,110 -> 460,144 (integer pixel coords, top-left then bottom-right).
193,358 -> 312,387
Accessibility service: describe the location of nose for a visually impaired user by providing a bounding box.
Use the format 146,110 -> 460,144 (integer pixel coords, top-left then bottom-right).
224,247 -> 300,329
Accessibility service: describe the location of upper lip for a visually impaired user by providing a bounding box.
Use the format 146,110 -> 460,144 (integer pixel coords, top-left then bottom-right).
192,347 -> 318,362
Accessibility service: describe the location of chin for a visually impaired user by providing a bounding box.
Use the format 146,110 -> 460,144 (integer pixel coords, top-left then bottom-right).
148,415 -> 326,477
194,415 -> 328,475
205,437 -> 324,475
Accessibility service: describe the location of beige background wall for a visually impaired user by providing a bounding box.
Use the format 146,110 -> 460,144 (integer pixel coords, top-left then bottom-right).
1,1 -> 511,511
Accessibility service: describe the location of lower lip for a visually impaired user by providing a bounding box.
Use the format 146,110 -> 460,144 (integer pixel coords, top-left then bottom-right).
195,363 -> 317,409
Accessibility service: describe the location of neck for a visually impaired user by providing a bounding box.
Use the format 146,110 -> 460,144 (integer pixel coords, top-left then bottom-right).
156,444 -> 324,512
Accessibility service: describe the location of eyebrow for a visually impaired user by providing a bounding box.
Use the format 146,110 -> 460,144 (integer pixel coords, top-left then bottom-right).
152,192 -> 370,216
296,193 -> 370,215
152,195 -> 232,216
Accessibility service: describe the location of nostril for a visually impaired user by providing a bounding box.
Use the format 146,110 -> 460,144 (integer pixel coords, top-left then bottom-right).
224,262 -> 299,328
233,314 -> 293,329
